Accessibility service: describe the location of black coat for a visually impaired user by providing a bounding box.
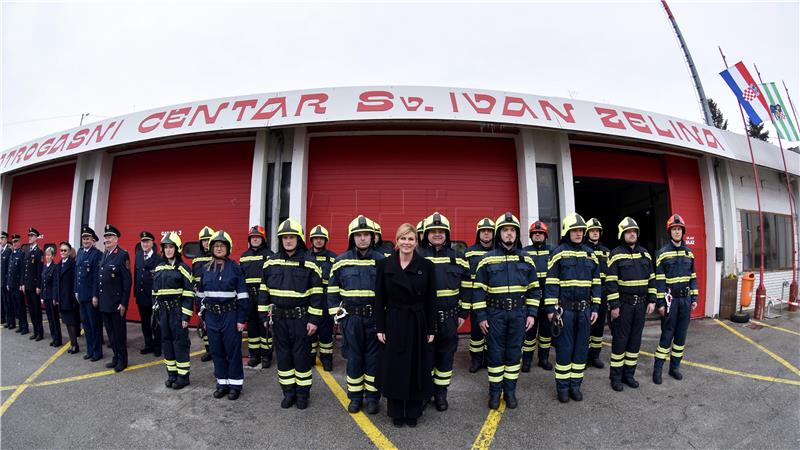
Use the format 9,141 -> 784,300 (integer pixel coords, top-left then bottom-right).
40,262 -> 59,300
97,247 -> 132,313
374,251 -> 436,401
134,251 -> 162,307
58,257 -> 77,311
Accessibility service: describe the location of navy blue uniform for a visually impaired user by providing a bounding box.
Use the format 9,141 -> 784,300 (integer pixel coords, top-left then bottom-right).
465,243 -> 492,368
97,246 -> 132,368
522,242 -> 553,367
258,248 -> 324,402
76,245 -> 103,358
585,240 -> 610,362
153,260 -> 195,382
198,260 -> 249,392
654,242 -> 698,374
327,249 -> 386,401
1,243 -> 11,326
8,247 -> 27,332
41,261 -> 63,345
23,244 -> 44,338
310,248 -> 337,367
472,248 -> 541,396
192,252 -> 213,354
544,242 -> 601,395
135,250 -> 163,354
240,245 -> 273,365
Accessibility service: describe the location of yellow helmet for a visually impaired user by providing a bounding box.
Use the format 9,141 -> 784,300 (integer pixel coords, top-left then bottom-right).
160,232 -> 183,253
476,217 -> 495,232
208,230 -> 233,255
424,212 -> 451,232
198,226 -> 215,241
586,218 -> 603,233
277,219 -> 305,242
560,213 -> 588,237
416,219 -> 425,234
308,224 -> 329,241
494,212 -> 521,232
348,215 -> 375,237
373,221 -> 382,236
617,217 -> 640,240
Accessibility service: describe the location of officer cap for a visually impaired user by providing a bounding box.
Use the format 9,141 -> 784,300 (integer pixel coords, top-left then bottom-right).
1,231 -> 7,238
139,231 -> 155,241
198,226 -> 215,241
11,234 -> 20,242
28,227 -> 41,237
309,225 -> 330,241
161,232 -> 182,253
617,217 -> 640,240
81,225 -> 99,241
103,224 -> 121,238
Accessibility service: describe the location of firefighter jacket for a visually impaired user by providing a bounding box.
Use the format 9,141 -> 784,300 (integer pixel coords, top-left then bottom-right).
606,243 -> 657,309
655,241 -> 698,307
471,247 -> 541,323
258,248 -> 324,325
197,259 -> 249,323
417,245 -> 471,318
585,239 -> 610,303
522,242 -> 552,289
543,241 -> 602,314
152,259 -> 195,321
240,245 -> 273,297
326,248 -> 385,315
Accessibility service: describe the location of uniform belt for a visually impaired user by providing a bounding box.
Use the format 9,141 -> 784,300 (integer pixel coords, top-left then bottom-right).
671,287 -> 691,297
436,307 -> 459,322
560,299 -> 590,311
621,294 -> 645,305
343,304 -> 373,317
487,297 -> 525,311
203,300 -> 238,314
272,306 -> 307,320
157,298 -> 181,310
247,286 -> 259,297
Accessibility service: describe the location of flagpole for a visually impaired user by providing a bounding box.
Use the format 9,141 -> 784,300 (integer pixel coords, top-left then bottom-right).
719,47 -> 767,319
783,80 -> 800,137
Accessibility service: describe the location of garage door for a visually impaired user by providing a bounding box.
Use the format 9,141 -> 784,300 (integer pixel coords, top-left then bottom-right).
7,163 -> 76,261
306,135 -> 520,253
106,141 -> 254,321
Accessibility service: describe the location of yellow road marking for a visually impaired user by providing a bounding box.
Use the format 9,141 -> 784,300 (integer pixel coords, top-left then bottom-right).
314,363 -> 397,450
0,343 -> 70,416
714,319 -> 800,378
471,400 -> 506,450
750,320 -> 800,337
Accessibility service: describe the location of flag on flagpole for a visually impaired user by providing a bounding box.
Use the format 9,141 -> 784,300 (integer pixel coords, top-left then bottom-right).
720,61 -> 773,125
761,81 -> 800,141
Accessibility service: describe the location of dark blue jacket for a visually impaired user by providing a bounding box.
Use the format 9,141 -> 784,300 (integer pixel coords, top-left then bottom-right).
655,241 -> 698,307
7,247 -> 24,290
417,245 -> 471,317
240,246 -> 273,296
471,246 -> 541,322
40,262 -> 59,300
197,259 -> 249,324
96,246 -> 132,313
258,248 -> 324,325
585,239 -> 610,304
23,244 -> 43,291
326,248 -> 385,315
543,241 -> 602,314
606,244 -> 657,309
58,257 -> 77,311
75,246 -> 101,302
152,259 -> 195,322
1,244 -> 11,293
134,251 -> 163,307
522,242 -> 553,290
310,248 -> 337,287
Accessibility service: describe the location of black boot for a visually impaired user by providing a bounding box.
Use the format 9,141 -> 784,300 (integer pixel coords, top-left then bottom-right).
669,366 -> 683,380
589,357 -> 605,369
201,345 -> 212,362
569,388 -> 583,402
434,390 -> 448,411
365,399 -> 379,415
213,388 -> 230,399
321,355 -> 332,371
227,390 -> 240,400
538,359 -> 553,371
281,393 -> 296,409
504,391 -> 518,409
165,375 -> 177,388
172,374 -> 190,390
262,353 -> 272,369
348,398 -> 362,413
246,355 -> 262,369
488,392 -> 501,410
653,360 -> 664,384
623,366 -> 639,388
295,396 -> 309,410
521,358 -> 532,373
558,390 -> 570,403
469,355 -> 483,373
610,366 -> 624,391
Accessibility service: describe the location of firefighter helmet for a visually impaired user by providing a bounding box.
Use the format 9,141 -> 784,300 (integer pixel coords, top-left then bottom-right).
160,232 -> 183,253
309,224 -> 330,241
277,219 -> 305,242
373,222 -> 382,236
586,218 -> 603,234
208,230 -> 233,256
495,212 -> 521,232
617,217 -> 640,240
416,219 -> 425,234
198,226 -> 215,241
666,214 -> 687,233
425,212 -> 451,232
348,215 -> 375,237
476,217 -> 495,232
560,213 -> 587,237
529,220 -> 549,239
248,225 -> 266,239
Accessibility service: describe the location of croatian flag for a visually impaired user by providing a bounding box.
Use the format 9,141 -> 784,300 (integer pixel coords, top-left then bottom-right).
719,61 -> 772,125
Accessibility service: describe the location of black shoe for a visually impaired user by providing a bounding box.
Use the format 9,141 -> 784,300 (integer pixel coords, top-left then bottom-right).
165,377 -> 177,388
213,388 -> 230,399
653,369 -> 663,385
152,349 -> 161,357
348,399 -> 362,414
201,352 -> 213,362
227,390 -> 240,400
589,358 -> 605,369
262,357 -> 272,369
521,359 -> 532,373
20,330 -> 29,335
538,359 -> 553,371
469,358 -> 483,373
322,359 -> 332,372
558,391 -> 570,403
405,418 -> 417,428
393,418 -> 405,428
83,354 -> 92,360
669,368 -> 683,380
611,381 -> 624,392
139,347 -> 153,355
105,361 -> 117,368
53,341 -> 62,347
67,347 -> 77,354
246,356 -> 261,369
365,400 -> 379,415
8,325 -> 15,330
35,335 -> 43,342
72,345 -> 80,354
114,363 -> 126,373
172,376 -> 190,390
281,395 -> 296,409
30,334 -> 38,340
49,341 -> 55,347
434,393 -> 448,411
90,356 -> 102,362
488,392 -> 501,410
296,397 -> 308,409
569,389 -> 583,402
623,377 -> 639,389
504,392 -> 518,409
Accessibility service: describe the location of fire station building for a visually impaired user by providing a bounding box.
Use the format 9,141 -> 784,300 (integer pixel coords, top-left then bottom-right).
1,86 -> 798,322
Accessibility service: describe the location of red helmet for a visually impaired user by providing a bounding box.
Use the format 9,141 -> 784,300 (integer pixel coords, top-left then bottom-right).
529,220 -> 549,238
666,214 -> 687,233
248,225 -> 266,239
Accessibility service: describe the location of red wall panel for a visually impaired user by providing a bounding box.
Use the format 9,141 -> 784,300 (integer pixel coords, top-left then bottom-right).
572,146 -> 665,183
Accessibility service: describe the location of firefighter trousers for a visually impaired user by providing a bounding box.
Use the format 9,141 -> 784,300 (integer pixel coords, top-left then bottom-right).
206,310 -> 244,392
485,308 -> 525,395
274,316 -> 313,399
246,294 -> 272,361
523,308 -> 552,364
654,296 -> 691,370
433,316 -> 458,393
342,314 -> 380,400
469,310 -> 486,365
553,308 -> 591,393
159,306 -> 190,379
588,301 -> 608,361
609,300 -> 647,383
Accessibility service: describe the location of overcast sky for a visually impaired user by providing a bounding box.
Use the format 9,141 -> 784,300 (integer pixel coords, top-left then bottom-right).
2,0 -> 798,148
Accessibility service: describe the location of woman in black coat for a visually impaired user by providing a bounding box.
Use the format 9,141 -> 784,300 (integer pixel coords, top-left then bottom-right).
41,247 -> 62,347
375,223 -> 436,428
57,243 -> 80,354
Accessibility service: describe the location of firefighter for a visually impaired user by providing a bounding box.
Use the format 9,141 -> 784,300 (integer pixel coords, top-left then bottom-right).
606,217 -> 656,391
327,215 -> 386,415
472,212 -> 541,410
152,232 -> 195,389
258,219 -> 324,410
22,228 -> 44,341
198,230 -> 249,400
416,220 -> 425,244
521,221 -> 553,372
544,214 -> 601,402
309,224 -> 337,371
464,217 -> 494,373
372,222 -> 393,257
97,224 -> 132,372
241,225 -> 274,370
134,231 -> 162,356
419,212 -> 471,411
193,226 -> 215,362
7,234 -> 26,334
653,214 -> 699,384
585,218 -> 611,369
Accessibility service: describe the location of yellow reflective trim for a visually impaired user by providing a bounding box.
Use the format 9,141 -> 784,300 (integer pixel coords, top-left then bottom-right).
239,255 -> 264,262
340,289 -> 375,297
486,285 -> 526,294
465,250 -> 487,258
182,290 -> 195,298
437,289 -> 459,297
154,288 -> 183,296
472,301 -> 487,309
617,279 -> 649,287
245,277 -> 262,284
559,280 -> 592,288
308,307 -> 323,316
268,287 -> 324,298
666,276 -> 692,284
257,305 -> 270,312
331,259 -> 376,273
180,307 -> 193,316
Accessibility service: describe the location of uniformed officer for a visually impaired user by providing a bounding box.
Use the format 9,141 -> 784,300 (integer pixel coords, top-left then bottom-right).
75,226 -> 103,360
544,214 -> 601,402
22,228 -> 45,341
472,212 -> 541,410
258,219 -> 324,409
240,225 -> 274,370
152,232 -> 195,390
192,226 -> 215,362
416,220 -> 425,244
653,214 -> 699,384
41,246 -> 63,346
464,218 -> 494,373
97,224 -> 132,372
419,212 -> 471,411
1,231 -> 15,329
8,234 -> 27,334
585,218 -> 611,369
606,217 -> 656,391
308,224 -> 337,371
327,215 -> 386,414
372,222 -> 393,257
522,220 -> 554,372
135,231 -> 163,356
197,230 -> 249,400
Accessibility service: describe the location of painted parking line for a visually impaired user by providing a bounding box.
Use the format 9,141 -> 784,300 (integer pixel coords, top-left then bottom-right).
471,400 -> 506,450
314,364 -> 397,450
714,319 -> 800,378
750,320 -> 800,337
0,342 -> 70,417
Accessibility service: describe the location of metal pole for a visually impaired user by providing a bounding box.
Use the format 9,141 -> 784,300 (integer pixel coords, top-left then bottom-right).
783,80 -> 800,131
719,47 -> 766,319
662,0 -> 714,126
